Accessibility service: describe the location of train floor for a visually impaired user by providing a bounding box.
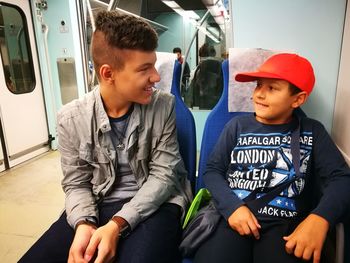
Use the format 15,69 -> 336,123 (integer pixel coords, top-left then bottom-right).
0,150 -> 64,263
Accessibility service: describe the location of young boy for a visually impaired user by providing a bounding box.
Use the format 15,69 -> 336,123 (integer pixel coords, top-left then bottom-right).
194,53 -> 350,263
19,11 -> 191,263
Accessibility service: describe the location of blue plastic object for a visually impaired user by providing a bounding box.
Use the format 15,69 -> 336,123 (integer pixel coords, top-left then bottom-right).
171,61 -> 197,191
195,59 -> 248,192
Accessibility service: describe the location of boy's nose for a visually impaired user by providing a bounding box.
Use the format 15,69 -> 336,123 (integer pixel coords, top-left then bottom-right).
255,86 -> 266,98
151,68 -> 161,83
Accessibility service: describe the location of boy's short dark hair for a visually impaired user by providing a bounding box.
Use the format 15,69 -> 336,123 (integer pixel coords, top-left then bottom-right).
173,47 -> 181,53
91,11 -> 158,78
289,83 -> 303,95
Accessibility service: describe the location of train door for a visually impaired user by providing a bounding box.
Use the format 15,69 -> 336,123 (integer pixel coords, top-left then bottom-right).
0,0 -> 49,169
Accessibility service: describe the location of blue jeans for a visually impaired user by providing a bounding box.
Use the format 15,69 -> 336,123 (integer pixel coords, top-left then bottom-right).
19,201 -> 182,263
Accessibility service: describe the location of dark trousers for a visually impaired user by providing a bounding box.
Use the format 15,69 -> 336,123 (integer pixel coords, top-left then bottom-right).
19,202 -> 182,263
194,218 -> 310,263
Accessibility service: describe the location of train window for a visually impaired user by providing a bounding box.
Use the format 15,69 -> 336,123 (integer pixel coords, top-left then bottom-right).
0,3 -> 36,94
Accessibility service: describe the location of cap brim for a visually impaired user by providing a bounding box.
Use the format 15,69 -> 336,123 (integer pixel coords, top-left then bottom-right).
235,72 -> 283,82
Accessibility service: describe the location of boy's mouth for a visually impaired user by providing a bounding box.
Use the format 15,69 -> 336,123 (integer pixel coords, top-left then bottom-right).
255,101 -> 268,108
143,86 -> 154,96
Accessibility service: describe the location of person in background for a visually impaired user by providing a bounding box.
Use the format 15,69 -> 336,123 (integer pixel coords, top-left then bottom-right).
173,47 -> 191,93
19,10 -> 191,263
198,43 -> 210,60
186,43 -> 223,109
194,53 -> 350,263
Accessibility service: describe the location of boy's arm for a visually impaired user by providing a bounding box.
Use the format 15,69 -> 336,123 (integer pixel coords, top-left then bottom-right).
310,121 -> 350,226
284,120 -> 350,263
203,120 -> 245,219
58,113 -> 98,229
204,120 -> 261,238
58,112 -> 101,262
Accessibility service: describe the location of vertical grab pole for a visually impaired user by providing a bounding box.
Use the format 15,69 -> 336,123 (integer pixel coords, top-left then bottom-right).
181,10 -> 211,94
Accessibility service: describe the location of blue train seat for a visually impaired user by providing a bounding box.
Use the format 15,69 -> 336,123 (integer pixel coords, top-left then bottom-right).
182,59 -> 249,263
154,52 -> 197,189
170,60 -> 197,190
195,59 -> 248,192
183,57 -> 345,263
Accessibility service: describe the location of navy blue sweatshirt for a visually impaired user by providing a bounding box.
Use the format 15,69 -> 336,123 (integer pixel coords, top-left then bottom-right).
204,114 -> 350,226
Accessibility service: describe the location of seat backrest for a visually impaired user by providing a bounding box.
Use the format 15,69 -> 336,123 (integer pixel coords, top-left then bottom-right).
171,61 -> 197,190
195,59 -> 248,192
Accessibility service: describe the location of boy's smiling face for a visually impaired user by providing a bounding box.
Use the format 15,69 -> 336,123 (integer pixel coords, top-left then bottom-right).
253,78 -> 307,125
106,49 -> 160,106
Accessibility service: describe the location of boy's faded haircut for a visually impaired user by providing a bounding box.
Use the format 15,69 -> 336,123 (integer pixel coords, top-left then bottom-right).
91,10 -> 158,77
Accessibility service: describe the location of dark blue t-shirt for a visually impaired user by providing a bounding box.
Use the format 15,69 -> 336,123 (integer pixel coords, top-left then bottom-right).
204,114 -> 350,226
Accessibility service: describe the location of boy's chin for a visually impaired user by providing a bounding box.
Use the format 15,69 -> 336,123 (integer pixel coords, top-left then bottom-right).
136,97 -> 152,105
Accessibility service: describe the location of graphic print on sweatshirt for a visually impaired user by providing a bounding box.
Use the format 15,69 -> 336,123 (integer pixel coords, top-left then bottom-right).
227,131 -> 312,219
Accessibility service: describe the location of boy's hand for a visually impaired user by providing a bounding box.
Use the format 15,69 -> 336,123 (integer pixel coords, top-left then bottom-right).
227,205 -> 261,239
84,221 -> 120,263
68,224 -> 96,263
283,214 -> 329,263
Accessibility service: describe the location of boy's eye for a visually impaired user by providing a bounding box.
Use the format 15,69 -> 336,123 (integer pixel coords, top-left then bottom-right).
137,64 -> 153,72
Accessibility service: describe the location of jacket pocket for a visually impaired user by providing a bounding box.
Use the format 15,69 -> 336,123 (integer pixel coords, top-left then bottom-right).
79,147 -> 110,163
79,147 -> 111,185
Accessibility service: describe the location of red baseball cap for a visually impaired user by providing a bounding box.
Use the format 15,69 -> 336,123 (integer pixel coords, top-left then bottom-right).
235,53 -> 315,94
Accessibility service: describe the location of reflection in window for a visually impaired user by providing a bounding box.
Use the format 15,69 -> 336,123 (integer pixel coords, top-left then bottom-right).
153,4 -> 228,110
184,50 -> 223,110
0,3 -> 35,94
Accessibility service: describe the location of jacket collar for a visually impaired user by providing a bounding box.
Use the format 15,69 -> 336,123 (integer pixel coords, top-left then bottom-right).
93,86 -> 143,135
93,87 -> 111,134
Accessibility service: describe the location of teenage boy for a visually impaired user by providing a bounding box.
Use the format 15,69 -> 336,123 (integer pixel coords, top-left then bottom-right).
194,53 -> 350,263
19,10 -> 191,263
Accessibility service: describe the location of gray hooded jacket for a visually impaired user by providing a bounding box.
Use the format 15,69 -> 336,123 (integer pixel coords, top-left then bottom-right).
57,87 -> 192,230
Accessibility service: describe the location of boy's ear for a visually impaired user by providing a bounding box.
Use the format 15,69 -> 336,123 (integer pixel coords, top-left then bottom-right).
292,91 -> 308,109
99,64 -> 114,84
